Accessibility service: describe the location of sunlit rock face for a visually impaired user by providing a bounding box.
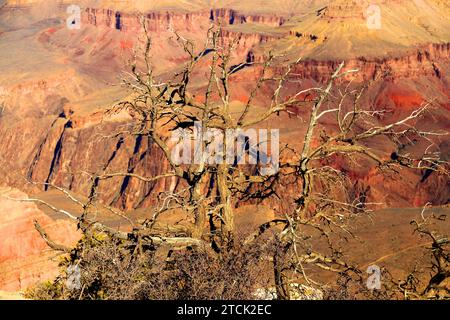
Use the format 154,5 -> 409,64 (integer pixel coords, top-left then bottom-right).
0,188 -> 80,291
0,0 -> 448,211
0,0 -> 448,292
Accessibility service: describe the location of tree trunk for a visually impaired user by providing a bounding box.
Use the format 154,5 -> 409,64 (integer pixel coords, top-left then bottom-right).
192,181 -> 208,239
217,163 -> 234,245
273,247 -> 290,300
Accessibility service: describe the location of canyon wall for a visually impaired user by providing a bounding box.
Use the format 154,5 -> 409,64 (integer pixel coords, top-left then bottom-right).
0,4 -> 448,211
285,43 -> 450,83
0,1 -> 448,292
81,7 -> 286,33
0,1 -> 448,221
0,73 -> 448,213
0,188 -> 79,291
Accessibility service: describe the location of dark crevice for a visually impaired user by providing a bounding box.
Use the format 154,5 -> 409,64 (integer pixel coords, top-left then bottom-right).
68,174 -> 74,191
115,12 -> 122,30
229,51 -> 255,74
194,48 -> 214,61
432,63 -> 441,79
44,120 -> 72,191
317,6 -> 327,16
27,117 -> 59,180
110,135 -> 143,207
102,137 -> 124,171
135,137 -> 162,209
420,166 -> 436,183
229,10 -> 235,25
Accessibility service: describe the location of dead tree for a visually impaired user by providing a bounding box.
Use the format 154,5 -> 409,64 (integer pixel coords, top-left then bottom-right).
9,18 -> 449,299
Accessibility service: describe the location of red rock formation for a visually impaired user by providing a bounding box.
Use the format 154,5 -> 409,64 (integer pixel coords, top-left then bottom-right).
210,8 -> 285,27
284,43 -> 450,83
0,0 -> 448,213
0,0 -> 447,295
82,7 -> 286,33
0,188 -> 80,291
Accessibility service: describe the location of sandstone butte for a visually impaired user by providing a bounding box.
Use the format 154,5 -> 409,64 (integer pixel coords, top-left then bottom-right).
0,0 -> 448,295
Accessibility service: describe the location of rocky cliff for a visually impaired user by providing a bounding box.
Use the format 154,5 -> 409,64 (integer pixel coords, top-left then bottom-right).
0,188 -> 79,291
81,7 -> 286,33
286,43 -> 450,82
0,1 -> 449,211
0,0 -> 449,292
